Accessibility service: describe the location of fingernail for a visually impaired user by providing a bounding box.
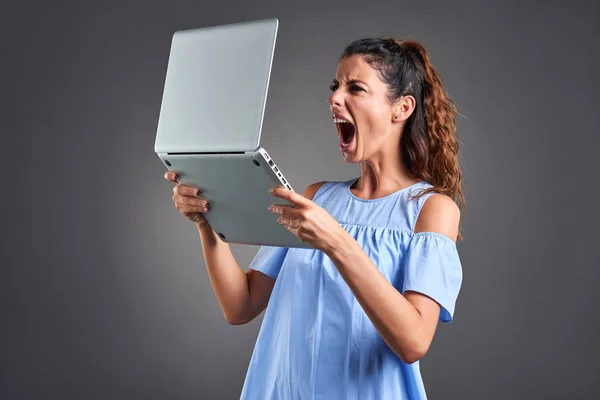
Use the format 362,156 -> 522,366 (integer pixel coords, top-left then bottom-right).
269,188 -> 274,193
268,205 -> 273,212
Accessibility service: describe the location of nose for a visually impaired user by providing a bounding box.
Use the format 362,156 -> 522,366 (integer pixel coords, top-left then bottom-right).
328,90 -> 344,109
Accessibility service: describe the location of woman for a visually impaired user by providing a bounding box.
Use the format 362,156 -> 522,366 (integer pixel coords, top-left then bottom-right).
166,38 -> 464,399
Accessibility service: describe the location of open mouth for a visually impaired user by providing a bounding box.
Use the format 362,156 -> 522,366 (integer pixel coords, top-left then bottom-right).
334,118 -> 356,150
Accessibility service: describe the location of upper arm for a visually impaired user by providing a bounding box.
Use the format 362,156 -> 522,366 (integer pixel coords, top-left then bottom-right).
245,268 -> 278,322
245,181 -> 327,322
404,194 -> 461,354
413,194 -> 460,242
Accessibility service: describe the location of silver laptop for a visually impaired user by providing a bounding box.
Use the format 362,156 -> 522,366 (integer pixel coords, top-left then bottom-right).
155,18 -> 311,249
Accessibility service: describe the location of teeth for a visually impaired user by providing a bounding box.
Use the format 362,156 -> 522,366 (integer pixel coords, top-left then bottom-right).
333,117 -> 349,124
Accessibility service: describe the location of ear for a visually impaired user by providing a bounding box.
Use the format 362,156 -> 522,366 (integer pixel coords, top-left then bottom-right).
392,95 -> 416,122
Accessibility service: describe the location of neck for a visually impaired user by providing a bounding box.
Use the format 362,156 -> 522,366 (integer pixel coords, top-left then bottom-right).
353,144 -> 420,200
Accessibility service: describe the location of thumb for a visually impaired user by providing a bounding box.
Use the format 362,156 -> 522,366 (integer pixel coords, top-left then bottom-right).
164,171 -> 179,183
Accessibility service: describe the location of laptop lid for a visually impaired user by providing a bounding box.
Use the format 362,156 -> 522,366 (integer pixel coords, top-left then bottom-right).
154,18 -> 278,154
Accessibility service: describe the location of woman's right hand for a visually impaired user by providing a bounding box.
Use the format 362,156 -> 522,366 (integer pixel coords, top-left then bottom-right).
165,171 -> 211,228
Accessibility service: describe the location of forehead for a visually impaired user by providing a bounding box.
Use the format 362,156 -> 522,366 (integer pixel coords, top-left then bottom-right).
334,55 -> 378,82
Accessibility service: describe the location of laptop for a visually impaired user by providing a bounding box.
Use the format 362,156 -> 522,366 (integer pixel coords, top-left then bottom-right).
154,18 -> 311,249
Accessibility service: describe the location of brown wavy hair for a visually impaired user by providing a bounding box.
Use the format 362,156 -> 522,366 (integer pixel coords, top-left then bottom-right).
340,38 -> 466,240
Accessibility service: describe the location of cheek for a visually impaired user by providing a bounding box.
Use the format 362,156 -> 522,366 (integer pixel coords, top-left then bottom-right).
358,111 -> 389,141
351,99 -> 390,144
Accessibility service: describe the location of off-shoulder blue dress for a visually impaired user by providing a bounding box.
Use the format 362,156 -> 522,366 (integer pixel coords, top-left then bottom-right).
240,178 -> 463,400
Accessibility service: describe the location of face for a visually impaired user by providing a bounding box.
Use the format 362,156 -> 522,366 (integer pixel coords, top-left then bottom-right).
328,55 -> 414,163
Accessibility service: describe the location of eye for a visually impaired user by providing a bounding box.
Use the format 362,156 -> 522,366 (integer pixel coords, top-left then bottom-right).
329,83 -> 338,92
350,84 -> 364,92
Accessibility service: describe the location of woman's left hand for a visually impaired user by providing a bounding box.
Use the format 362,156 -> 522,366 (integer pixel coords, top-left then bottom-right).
268,187 -> 344,252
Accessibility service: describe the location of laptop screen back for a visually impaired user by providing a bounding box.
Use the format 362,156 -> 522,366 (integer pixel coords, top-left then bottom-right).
155,18 -> 278,153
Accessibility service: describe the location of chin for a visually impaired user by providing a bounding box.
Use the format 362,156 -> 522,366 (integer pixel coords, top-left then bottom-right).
340,137 -> 362,162
341,150 -> 362,163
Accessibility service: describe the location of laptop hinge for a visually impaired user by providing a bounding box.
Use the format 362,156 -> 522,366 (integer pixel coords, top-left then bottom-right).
167,151 -> 246,155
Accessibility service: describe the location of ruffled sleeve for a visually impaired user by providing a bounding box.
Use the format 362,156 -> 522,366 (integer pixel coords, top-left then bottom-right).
402,232 -> 463,322
248,246 -> 289,279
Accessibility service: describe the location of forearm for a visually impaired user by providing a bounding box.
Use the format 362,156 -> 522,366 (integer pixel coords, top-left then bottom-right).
325,231 -> 428,363
197,223 -> 250,324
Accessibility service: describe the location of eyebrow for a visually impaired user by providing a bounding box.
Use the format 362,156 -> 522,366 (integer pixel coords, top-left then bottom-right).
331,78 -> 368,86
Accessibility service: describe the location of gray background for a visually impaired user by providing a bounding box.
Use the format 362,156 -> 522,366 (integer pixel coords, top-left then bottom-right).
3,0 -> 599,399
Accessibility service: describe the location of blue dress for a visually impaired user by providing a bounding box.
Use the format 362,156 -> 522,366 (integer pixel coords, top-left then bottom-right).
240,177 -> 463,400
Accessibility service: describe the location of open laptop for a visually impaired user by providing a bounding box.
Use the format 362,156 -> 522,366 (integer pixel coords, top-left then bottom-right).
154,18 -> 311,249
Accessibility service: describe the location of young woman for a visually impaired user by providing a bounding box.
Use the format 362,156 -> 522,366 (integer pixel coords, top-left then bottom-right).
166,38 -> 465,399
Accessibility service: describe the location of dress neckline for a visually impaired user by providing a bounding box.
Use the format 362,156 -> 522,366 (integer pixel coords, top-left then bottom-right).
346,177 -> 424,202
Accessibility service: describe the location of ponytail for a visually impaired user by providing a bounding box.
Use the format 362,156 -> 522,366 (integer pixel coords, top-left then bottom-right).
397,40 -> 465,240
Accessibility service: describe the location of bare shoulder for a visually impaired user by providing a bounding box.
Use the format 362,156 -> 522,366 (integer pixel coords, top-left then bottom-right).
301,181 -> 328,200
413,193 -> 460,242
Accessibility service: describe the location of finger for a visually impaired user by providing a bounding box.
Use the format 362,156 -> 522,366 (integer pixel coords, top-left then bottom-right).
269,204 -> 301,219
277,215 -> 299,229
287,218 -> 300,229
174,184 -> 202,197
283,224 -> 302,239
176,199 -> 210,213
173,194 -> 209,208
178,205 -> 209,214
270,187 -> 310,207
164,171 -> 179,183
